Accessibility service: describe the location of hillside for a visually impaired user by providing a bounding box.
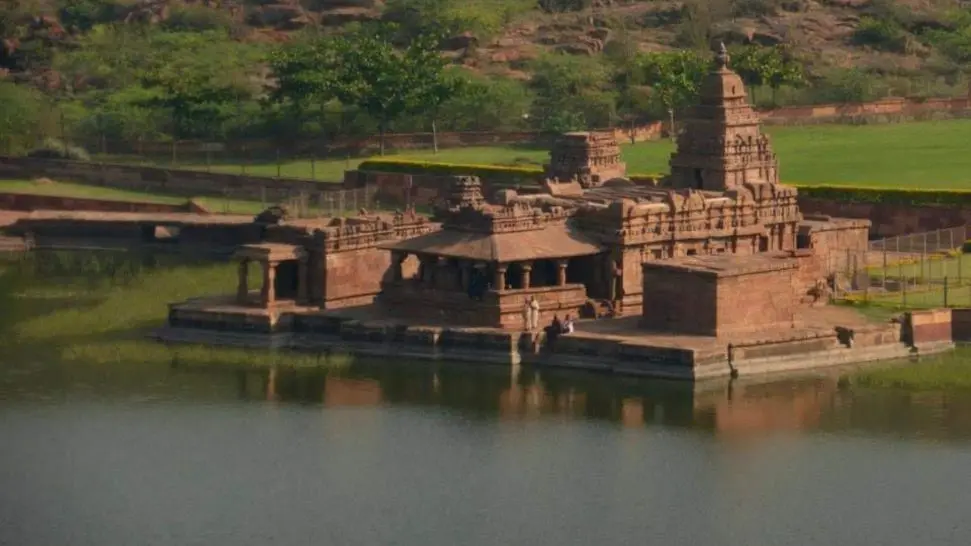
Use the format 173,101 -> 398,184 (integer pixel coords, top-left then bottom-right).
2,0 -> 971,153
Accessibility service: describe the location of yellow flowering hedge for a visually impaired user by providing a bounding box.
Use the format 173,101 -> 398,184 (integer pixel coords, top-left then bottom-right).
358,159 -> 971,206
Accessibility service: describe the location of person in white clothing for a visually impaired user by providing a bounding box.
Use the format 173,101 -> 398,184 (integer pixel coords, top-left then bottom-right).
528,296 -> 540,331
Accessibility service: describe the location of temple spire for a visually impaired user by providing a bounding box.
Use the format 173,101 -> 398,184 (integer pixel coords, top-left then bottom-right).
715,42 -> 730,70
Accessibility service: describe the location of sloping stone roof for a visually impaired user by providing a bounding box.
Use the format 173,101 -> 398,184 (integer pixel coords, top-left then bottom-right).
380,221 -> 604,263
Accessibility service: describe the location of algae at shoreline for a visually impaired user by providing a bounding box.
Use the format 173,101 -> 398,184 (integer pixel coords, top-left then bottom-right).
0,251 -> 349,371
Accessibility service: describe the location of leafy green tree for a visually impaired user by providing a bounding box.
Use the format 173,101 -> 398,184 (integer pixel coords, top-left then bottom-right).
0,81 -> 56,153
438,73 -> 533,131
729,45 -> 805,104
635,50 -> 709,118
323,26 -> 457,154
55,27 -> 266,142
528,53 -> 616,133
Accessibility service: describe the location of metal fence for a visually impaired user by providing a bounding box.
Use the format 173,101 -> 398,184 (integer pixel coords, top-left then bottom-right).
832,226 -> 971,309
199,185 -> 381,219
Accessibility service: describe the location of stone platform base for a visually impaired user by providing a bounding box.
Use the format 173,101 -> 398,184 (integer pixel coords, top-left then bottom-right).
161,296 -> 955,381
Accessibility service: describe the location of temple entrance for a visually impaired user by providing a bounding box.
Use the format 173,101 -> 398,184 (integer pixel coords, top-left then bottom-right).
568,255 -> 607,299
274,259 -> 300,301
693,169 -> 704,189
759,236 -> 769,252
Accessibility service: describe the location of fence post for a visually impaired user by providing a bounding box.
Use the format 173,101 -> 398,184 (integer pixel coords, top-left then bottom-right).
171,140 -> 177,167
206,149 -> 211,173
311,156 -> 316,181
882,249 -> 888,289
276,148 -> 281,180
902,273 -> 907,307
944,276 -> 949,307
241,144 -> 247,175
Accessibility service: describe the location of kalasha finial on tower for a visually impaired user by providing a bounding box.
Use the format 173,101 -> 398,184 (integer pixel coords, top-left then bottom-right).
715,42 -> 730,69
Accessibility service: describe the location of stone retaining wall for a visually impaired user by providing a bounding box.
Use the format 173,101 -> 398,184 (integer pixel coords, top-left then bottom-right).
799,198 -> 971,239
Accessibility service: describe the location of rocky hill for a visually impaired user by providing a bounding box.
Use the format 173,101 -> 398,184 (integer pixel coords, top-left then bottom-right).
3,0 -> 971,91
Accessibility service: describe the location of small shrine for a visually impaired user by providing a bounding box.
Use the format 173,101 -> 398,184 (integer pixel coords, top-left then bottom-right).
544,131 -> 627,188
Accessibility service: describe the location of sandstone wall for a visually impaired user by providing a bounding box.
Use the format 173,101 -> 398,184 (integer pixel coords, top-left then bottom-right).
799,198 -> 970,239
321,247 -> 396,309
905,309 -> 953,345
759,96 -> 970,123
641,267 -> 718,335
715,268 -> 796,336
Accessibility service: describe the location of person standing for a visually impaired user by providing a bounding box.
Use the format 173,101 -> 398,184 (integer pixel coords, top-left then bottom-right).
522,298 -> 531,331
528,296 -> 540,331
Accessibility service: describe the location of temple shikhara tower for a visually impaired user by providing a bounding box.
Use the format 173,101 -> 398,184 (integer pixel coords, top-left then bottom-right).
668,44 -> 779,191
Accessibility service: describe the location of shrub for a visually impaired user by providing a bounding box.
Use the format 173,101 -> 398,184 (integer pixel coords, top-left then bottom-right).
27,139 -> 92,161
853,16 -> 909,52
798,185 -> 971,207
358,159 -> 544,185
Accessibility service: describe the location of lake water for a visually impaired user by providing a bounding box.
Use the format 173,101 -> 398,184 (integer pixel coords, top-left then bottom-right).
3,252 -> 971,545
3,359 -> 971,546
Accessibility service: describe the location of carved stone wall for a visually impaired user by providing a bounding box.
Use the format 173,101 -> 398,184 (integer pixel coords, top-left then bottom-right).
544,131 -> 627,188
667,44 -> 780,192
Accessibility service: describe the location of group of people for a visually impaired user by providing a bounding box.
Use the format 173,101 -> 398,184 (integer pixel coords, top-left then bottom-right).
522,296 -> 575,341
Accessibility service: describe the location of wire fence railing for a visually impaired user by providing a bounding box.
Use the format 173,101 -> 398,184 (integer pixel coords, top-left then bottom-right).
832,226 -> 971,309
195,185 -> 386,219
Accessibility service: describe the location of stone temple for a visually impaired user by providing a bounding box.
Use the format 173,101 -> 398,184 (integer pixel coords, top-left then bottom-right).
161,44 -> 937,380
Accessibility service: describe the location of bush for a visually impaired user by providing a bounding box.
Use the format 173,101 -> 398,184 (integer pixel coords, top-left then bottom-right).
27,139 -> 92,161
798,185 -> 971,206
853,16 -> 909,52
161,5 -> 237,32
358,159 -> 544,186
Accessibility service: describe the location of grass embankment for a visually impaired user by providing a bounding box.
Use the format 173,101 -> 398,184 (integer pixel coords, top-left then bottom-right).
170,119 -> 971,189
846,346 -> 971,391
0,179 -> 268,215
0,252 -> 349,369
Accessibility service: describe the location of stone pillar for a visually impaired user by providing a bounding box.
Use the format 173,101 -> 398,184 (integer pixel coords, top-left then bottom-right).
297,258 -> 308,304
237,259 -> 249,304
520,262 -> 533,289
261,261 -> 276,307
556,259 -> 568,286
391,251 -> 405,281
494,264 -> 507,291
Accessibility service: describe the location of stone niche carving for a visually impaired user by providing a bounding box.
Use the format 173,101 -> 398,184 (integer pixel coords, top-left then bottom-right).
544,131 -> 627,189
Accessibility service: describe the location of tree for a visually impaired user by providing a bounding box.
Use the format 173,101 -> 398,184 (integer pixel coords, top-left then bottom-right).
266,37 -> 339,139
0,81 -> 56,153
438,74 -> 533,132
729,45 -> 805,105
55,27 -> 266,142
325,25 -> 456,154
529,53 -> 616,133
635,50 -> 709,131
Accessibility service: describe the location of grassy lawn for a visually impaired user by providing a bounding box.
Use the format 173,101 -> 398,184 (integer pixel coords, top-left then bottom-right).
137,119 -> 971,189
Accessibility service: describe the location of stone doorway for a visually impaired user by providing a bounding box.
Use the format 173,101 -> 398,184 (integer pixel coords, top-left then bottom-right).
275,259 -> 300,301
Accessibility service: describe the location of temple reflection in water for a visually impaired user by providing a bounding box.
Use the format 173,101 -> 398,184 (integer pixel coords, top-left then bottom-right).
200,358 -> 971,443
